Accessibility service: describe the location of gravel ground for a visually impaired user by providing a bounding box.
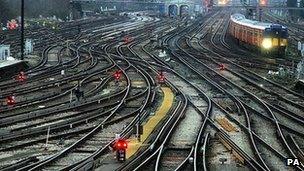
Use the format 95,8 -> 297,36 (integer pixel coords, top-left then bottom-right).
293,135 -> 304,151
279,101 -> 304,117
251,111 -> 293,171
165,74 -> 207,147
42,117 -> 133,170
212,107 -> 256,160
273,110 -> 304,134
169,106 -> 202,147
160,150 -> 190,171
207,136 -> 249,170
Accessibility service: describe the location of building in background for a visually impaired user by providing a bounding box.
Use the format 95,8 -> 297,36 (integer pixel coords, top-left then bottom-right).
0,45 -> 10,60
25,39 -> 33,55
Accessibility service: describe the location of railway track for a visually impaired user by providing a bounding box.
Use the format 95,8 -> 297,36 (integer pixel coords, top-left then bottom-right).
166,20 -> 268,171
124,34 -> 210,171
116,12 -> 258,171
175,10 -> 302,170
201,14 -> 304,116
0,15 -> 162,170
117,10 -> 304,170
1,9 -> 303,171
121,10 -> 304,170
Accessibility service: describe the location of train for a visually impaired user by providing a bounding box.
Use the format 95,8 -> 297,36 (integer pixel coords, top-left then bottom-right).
229,13 -> 288,56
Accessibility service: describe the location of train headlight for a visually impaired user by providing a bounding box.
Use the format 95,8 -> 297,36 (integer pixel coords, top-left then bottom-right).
262,38 -> 272,49
280,39 -> 287,46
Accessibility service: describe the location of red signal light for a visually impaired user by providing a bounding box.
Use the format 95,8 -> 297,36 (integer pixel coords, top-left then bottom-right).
6,96 -> 16,106
113,70 -> 122,80
7,19 -> 18,30
123,36 -> 133,44
115,139 -> 128,150
219,64 -> 225,70
158,71 -> 165,83
260,0 -> 266,5
16,71 -> 27,82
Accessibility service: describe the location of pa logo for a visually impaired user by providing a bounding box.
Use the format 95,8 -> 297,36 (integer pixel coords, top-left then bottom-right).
286,158 -> 300,166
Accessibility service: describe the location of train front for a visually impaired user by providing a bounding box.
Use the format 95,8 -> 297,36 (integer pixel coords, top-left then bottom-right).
261,24 -> 288,55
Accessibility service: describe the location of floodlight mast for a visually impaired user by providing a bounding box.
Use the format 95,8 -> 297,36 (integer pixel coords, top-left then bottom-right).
21,0 -> 25,60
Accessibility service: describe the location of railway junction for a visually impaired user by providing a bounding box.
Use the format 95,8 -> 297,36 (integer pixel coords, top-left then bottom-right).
0,0 -> 304,170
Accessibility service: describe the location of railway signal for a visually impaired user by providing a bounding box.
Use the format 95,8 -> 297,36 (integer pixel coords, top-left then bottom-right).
123,36 -> 133,44
113,139 -> 128,162
115,139 -> 128,150
7,19 -> 18,30
116,149 -> 126,162
158,71 -> 165,83
74,87 -> 84,101
113,70 -> 122,81
17,71 -> 27,82
219,64 -> 225,70
6,96 -> 16,106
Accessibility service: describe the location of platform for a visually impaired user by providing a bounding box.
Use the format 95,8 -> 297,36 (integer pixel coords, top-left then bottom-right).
126,87 -> 174,159
0,60 -> 23,68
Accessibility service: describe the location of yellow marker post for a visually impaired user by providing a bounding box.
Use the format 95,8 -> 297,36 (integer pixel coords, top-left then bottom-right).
126,87 -> 174,159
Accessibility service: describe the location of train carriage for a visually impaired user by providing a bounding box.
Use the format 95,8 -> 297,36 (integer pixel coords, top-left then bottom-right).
229,14 -> 288,56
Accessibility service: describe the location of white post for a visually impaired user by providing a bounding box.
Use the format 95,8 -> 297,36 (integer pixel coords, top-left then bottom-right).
301,43 -> 304,56
66,41 -> 70,56
70,90 -> 73,103
45,126 -> 50,149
